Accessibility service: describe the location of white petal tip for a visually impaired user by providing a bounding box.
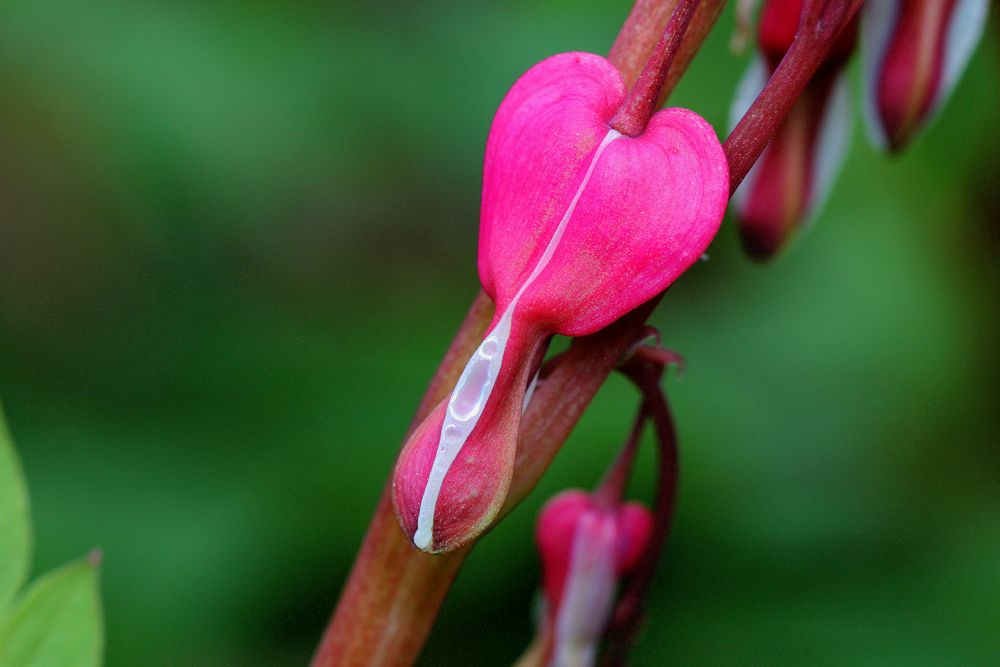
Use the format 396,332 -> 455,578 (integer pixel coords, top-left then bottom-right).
413,528 -> 432,551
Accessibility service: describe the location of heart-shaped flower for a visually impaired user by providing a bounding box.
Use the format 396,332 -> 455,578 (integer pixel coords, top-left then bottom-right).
392,52 -> 728,553
536,490 -> 653,666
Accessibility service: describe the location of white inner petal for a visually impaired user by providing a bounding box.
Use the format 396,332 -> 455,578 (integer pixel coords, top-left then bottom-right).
806,71 -> 852,227
521,368 -> 542,416
860,0 -> 899,150
935,0 -> 988,120
729,55 -> 768,214
551,511 -> 618,667
727,54 -> 767,134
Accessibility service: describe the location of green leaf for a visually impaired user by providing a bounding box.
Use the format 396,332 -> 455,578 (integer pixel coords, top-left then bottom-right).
0,400 -> 31,610
0,557 -> 103,667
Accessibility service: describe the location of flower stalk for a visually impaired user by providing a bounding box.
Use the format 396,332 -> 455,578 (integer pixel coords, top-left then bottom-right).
310,295 -> 494,666
610,0 -> 700,136
610,0 -> 728,93
312,2 -> 864,664
600,348 -> 681,666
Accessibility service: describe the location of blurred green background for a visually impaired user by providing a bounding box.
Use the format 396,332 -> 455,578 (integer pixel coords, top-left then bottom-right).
0,1 -> 997,665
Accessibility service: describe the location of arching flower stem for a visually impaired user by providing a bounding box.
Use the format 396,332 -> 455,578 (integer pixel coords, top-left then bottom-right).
610,0 -> 728,94
592,405 -> 647,510
610,0 -> 700,136
601,348 -> 681,666
312,2 -> 863,664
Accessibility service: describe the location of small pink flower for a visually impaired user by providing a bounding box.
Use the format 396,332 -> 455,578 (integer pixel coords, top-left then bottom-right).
392,52 -> 728,552
536,490 -> 654,667
729,0 -> 857,259
861,0 -> 988,152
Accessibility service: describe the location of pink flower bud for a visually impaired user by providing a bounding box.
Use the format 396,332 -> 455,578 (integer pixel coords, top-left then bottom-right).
536,490 -> 654,667
729,0 -> 857,259
861,0 -> 988,152
392,53 -> 729,552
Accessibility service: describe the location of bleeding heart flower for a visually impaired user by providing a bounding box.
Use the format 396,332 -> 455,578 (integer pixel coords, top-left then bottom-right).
729,0 -> 857,259
391,52 -> 728,553
536,490 -> 653,667
861,0 -> 989,152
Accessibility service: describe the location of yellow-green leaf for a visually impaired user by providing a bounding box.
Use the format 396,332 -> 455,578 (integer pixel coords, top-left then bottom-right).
0,557 -> 103,667
0,400 -> 31,610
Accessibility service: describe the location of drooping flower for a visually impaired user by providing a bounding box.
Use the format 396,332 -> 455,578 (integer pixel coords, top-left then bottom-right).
729,0 -> 857,259
861,0 -> 989,152
391,52 -> 729,553
535,490 -> 654,667
519,339 -> 680,667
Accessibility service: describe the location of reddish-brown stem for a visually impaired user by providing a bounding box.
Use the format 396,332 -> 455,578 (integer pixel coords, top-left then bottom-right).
311,296 -> 494,667
724,0 -> 864,193
594,402 -> 648,508
312,301 -> 657,667
634,345 -> 687,377
611,0 -> 700,136
610,0 -> 728,95
311,487 -> 471,666
501,301 -> 659,515
311,294 -> 495,666
313,2 -> 861,663
601,355 -> 680,666
801,0 -> 825,29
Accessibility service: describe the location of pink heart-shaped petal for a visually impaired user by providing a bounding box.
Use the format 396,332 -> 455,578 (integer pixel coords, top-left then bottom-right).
480,53 -> 729,335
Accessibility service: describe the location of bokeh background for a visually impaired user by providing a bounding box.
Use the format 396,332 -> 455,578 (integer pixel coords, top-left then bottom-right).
1,1 -> 998,665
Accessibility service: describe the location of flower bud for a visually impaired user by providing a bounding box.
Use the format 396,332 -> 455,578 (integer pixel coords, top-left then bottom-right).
862,0 -> 988,152
392,52 -> 728,552
729,0 -> 857,259
536,490 -> 654,667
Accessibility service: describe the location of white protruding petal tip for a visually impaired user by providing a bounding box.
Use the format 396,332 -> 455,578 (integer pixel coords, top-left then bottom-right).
728,55 -> 767,134
806,72 -> 852,228
860,0 -> 897,150
413,529 -> 431,551
937,0 -> 989,118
